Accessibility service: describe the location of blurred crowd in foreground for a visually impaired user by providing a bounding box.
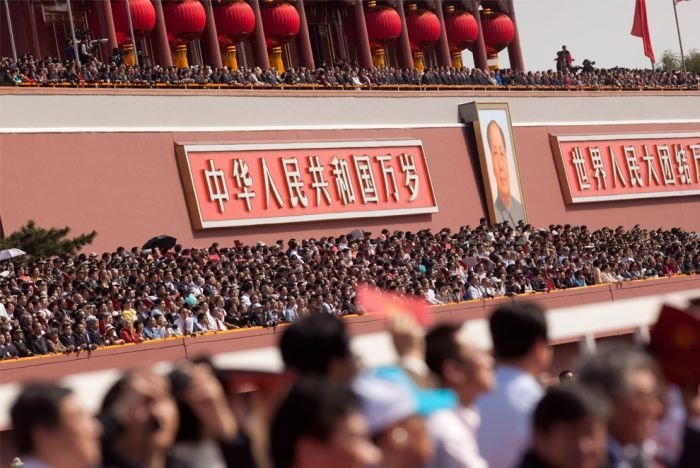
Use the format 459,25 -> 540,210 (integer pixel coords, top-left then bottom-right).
2,54 -> 699,90
2,221 -> 698,362
6,298 -> 700,468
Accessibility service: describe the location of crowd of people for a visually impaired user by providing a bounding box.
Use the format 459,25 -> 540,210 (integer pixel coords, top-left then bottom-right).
6,302 -> 700,468
0,220 -> 698,361
2,54 -> 698,90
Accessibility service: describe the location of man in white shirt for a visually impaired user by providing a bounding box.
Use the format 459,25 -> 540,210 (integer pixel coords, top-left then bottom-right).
476,303 -> 551,468
425,323 -> 495,468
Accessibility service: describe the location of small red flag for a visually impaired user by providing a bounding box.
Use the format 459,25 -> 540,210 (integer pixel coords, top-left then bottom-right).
650,304 -> 700,387
631,0 -> 655,62
356,284 -> 433,327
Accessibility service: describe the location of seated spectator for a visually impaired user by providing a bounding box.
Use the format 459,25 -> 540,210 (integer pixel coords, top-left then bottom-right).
0,331 -> 18,359
28,321 -> 49,355
45,328 -> 68,354
119,319 -> 142,344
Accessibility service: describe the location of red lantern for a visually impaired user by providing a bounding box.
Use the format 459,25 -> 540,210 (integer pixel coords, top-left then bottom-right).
481,11 -> 514,56
445,12 -> 478,51
214,0 -> 256,43
112,0 -> 156,44
364,7 -> 401,48
260,2 -> 300,48
163,0 -> 207,43
406,11 -> 440,50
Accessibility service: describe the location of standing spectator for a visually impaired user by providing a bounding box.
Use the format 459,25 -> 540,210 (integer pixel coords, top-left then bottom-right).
279,314 -> 358,384
270,378 -> 382,468
99,371 -> 180,467
353,369 -> 440,468
10,383 -> 101,468
516,385 -> 609,468
578,349 -> 700,468
476,303 -> 551,468
555,45 -> 573,72
425,323 -> 495,468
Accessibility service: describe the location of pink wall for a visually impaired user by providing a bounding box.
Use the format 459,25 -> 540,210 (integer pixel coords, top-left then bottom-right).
513,123 -> 700,230
1,122 -> 699,252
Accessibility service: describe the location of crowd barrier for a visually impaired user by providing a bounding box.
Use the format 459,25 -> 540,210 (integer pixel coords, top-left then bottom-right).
1,274 -> 698,385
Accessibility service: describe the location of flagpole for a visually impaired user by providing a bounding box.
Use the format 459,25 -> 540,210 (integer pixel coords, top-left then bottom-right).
672,0 -> 686,72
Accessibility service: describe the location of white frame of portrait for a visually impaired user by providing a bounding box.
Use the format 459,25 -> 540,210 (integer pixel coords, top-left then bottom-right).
468,102 -> 528,224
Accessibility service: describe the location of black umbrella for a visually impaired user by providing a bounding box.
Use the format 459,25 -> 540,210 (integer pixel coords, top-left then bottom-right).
143,235 -> 177,251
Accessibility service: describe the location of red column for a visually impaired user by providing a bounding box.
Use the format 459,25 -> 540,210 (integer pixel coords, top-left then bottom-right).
294,0 -> 315,69
152,0 -> 173,67
433,0 -> 452,67
202,0 -> 223,68
352,0 -> 372,68
24,0 -> 41,57
8,1 -> 31,57
396,0 -> 414,69
506,0 -> 524,71
249,0 -> 270,69
470,0 -> 487,70
95,0 -> 118,58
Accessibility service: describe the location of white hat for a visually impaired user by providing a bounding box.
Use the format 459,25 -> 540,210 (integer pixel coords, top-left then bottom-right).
353,374 -> 415,435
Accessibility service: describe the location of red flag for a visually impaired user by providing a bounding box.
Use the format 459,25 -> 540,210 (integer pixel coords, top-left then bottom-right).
356,284 -> 433,327
649,304 -> 700,387
631,0 -> 655,62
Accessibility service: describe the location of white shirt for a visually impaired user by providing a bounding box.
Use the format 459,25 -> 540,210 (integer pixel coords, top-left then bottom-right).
427,406 -> 488,468
476,365 -> 543,468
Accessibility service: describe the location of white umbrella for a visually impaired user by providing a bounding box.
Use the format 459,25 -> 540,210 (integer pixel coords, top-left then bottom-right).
0,248 -> 26,261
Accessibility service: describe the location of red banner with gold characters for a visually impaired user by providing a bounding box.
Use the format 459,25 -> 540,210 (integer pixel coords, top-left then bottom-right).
550,133 -> 700,203
176,140 -> 438,229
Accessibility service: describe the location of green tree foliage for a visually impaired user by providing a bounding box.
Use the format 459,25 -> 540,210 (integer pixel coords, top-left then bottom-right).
0,220 -> 97,258
686,49 -> 700,74
659,50 -> 681,71
658,49 -> 700,73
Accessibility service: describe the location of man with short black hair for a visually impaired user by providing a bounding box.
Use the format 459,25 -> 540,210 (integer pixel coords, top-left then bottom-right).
279,314 -> 358,384
477,302 -> 551,468
10,383 -> 101,468
517,384 -> 609,468
424,323 -> 494,468
270,378 -> 381,468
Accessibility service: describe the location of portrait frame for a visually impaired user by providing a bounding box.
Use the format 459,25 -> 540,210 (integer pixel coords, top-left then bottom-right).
460,102 -> 528,225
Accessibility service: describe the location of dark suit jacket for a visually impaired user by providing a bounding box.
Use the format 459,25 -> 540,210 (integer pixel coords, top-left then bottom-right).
29,335 -> 49,355
87,329 -> 105,346
606,427 -> 700,468
59,332 -> 77,349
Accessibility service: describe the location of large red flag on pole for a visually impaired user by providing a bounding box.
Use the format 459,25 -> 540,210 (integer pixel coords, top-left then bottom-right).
631,0 -> 655,63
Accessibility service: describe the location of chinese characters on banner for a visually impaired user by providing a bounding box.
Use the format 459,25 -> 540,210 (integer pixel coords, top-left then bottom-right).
550,133 -> 700,203
176,141 -> 438,229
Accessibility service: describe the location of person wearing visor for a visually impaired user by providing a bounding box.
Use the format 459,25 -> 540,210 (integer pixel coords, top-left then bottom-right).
353,366 -> 457,468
